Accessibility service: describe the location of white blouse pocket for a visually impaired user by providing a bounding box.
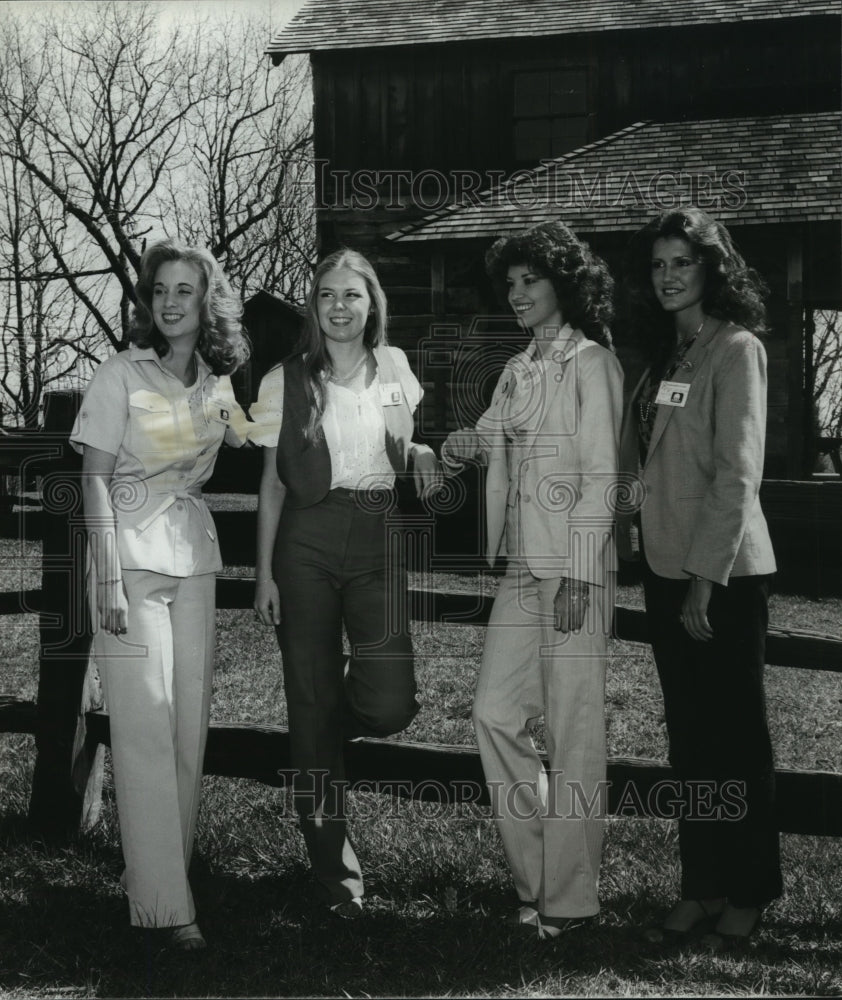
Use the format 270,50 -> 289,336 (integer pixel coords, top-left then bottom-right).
128,389 -> 178,464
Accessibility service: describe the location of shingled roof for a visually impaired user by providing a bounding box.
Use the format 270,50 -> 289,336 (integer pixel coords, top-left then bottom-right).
386,112 -> 842,242
267,0 -> 840,57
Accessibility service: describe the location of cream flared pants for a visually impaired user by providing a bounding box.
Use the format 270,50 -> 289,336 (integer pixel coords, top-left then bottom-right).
94,570 -> 216,927
472,561 -> 613,919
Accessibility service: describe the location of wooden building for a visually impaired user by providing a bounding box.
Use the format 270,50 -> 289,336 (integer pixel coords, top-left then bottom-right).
234,289 -> 303,406
267,0 -> 842,478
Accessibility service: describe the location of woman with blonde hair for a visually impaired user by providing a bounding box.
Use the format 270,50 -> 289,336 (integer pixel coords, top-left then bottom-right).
252,248 -> 441,917
71,240 -> 250,949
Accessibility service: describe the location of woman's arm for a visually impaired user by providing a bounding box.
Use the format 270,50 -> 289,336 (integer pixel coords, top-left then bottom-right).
253,446 -> 286,626
409,442 -> 443,498
81,444 -> 128,636
554,349 -> 624,631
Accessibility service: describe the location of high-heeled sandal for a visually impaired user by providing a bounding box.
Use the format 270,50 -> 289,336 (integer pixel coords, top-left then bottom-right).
537,916 -> 589,941
643,898 -> 724,945
702,905 -> 762,952
509,903 -> 540,930
170,921 -> 207,951
329,897 -> 364,920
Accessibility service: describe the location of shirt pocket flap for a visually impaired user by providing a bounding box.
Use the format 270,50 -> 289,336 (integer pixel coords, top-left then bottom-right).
129,389 -> 171,413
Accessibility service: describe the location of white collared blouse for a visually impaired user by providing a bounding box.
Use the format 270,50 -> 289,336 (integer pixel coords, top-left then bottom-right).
249,345 -> 424,490
70,345 -> 249,576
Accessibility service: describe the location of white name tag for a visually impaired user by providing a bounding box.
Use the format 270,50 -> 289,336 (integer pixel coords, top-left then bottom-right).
380,382 -> 403,406
655,380 -> 691,407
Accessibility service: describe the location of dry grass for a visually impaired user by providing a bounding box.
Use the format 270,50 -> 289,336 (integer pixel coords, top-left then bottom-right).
0,539 -> 841,997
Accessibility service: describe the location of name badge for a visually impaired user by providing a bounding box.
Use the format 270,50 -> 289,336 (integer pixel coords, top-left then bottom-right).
655,380 -> 691,407
380,383 -> 403,406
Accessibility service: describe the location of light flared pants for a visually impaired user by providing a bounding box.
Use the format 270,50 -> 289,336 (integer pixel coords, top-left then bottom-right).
472,563 -> 612,919
94,570 -> 216,927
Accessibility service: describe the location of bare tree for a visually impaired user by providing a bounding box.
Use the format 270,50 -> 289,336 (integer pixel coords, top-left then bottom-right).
162,17 -> 314,304
0,2 -> 314,423
0,143 -> 108,427
812,309 -> 842,438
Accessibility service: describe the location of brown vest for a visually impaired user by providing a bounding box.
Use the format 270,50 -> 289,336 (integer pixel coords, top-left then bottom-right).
275,345 -> 416,509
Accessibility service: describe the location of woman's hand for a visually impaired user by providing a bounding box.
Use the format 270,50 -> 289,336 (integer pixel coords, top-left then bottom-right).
554,577 -> 590,633
413,449 -> 444,499
680,576 -> 714,641
441,428 -> 481,471
97,579 -> 128,636
254,578 -> 281,627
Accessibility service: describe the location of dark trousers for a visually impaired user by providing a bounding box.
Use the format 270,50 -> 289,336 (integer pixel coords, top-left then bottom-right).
273,488 -> 419,903
642,563 -> 782,908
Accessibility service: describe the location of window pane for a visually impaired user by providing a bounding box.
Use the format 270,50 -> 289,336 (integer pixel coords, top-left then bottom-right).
550,69 -> 588,114
514,71 -> 549,116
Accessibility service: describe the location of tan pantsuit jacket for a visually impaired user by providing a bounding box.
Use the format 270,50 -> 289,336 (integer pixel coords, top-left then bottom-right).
617,321 -> 776,584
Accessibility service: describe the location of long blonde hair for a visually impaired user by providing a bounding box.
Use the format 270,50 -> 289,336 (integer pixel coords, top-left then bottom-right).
298,248 -> 389,441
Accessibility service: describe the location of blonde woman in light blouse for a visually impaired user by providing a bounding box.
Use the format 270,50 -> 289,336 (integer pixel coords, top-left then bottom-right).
70,241 -> 250,950
251,248 -> 442,917
442,222 -> 623,939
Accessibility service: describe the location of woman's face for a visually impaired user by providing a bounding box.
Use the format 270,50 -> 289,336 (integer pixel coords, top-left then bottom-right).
506,264 -> 563,334
316,267 -> 372,346
152,260 -> 204,345
651,236 -> 706,317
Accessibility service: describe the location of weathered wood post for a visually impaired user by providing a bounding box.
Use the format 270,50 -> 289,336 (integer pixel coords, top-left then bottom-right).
28,390 -> 94,841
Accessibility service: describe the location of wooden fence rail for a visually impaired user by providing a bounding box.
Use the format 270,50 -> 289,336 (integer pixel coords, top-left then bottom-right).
1,696 -> 841,837
0,414 -> 840,841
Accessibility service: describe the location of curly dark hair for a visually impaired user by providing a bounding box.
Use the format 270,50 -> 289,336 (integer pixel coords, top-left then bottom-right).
623,208 -> 768,369
485,221 -> 615,350
130,240 -> 250,376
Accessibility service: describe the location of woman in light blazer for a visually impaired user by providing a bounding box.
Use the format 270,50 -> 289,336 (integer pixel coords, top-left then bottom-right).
442,222 -> 623,939
618,208 -> 780,948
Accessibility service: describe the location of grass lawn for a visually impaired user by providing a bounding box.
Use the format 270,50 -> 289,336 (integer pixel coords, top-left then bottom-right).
0,536 -> 840,997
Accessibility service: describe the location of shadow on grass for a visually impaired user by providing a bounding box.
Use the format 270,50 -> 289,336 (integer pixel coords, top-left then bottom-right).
0,859 -> 840,997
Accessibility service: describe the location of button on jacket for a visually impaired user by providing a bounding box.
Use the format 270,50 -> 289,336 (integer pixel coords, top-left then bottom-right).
70,346 -> 249,577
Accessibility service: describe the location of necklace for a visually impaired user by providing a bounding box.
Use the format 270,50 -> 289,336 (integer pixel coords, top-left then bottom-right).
329,351 -> 369,384
638,318 -> 705,424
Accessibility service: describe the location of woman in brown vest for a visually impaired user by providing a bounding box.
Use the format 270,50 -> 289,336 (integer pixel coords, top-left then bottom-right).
251,248 -> 441,916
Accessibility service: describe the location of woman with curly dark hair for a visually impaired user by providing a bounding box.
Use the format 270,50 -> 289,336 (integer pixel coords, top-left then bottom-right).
618,208 -> 780,949
70,240 -> 250,949
442,221 -> 624,939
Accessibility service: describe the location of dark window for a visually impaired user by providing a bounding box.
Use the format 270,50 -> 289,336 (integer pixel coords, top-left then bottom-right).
513,68 -> 590,162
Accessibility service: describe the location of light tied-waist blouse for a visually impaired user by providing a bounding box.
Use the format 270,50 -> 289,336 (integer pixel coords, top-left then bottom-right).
69,345 -> 249,576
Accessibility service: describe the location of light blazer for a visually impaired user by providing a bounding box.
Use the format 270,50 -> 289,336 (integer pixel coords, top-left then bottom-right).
478,330 -> 624,586
617,320 -> 776,585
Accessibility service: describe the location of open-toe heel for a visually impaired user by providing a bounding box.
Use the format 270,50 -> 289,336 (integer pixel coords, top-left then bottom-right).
643,898 -> 724,947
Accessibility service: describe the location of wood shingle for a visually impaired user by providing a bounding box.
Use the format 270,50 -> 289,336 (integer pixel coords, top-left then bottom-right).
267,0 -> 841,57
387,112 -> 842,240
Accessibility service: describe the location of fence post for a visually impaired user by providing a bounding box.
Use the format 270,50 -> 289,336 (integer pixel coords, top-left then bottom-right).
28,391 -> 94,842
